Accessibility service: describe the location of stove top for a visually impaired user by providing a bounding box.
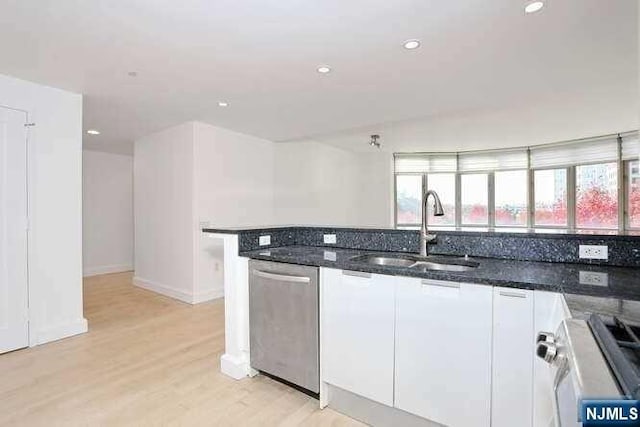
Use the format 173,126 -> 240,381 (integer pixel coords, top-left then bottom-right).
588,314 -> 640,399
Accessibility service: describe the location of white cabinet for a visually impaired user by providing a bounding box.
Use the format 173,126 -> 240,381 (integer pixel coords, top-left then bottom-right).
394,278 -> 493,427
321,268 -> 395,406
492,287 -> 535,427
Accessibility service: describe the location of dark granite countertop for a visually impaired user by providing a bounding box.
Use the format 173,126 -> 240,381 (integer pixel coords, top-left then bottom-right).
240,245 -> 640,320
203,225 -> 640,240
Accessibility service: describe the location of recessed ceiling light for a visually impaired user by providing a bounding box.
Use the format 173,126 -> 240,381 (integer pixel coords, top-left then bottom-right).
87,129 -> 100,135
403,39 -> 421,50
524,1 -> 544,13
317,66 -> 331,74
218,101 -> 229,107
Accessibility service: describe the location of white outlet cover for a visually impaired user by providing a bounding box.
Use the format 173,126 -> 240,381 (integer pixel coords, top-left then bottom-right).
578,244 -> 608,260
579,271 -> 609,287
259,235 -> 271,246
324,250 -> 337,261
324,234 -> 337,244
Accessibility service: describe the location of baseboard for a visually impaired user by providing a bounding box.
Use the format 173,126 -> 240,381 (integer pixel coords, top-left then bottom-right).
133,276 -> 195,304
220,353 -> 251,380
83,264 -> 133,277
34,317 -> 88,346
327,384 -> 440,427
192,288 -> 224,304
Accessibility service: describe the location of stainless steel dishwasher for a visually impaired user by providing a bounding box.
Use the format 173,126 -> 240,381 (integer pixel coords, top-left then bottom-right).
249,260 -> 319,395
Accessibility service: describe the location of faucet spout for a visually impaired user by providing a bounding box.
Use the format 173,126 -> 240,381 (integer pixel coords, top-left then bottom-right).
420,190 -> 445,256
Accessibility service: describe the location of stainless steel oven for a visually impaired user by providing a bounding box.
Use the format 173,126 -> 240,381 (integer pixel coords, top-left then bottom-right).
537,319 -> 621,427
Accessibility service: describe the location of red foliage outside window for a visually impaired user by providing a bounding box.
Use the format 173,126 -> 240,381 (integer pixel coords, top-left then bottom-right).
576,187 -> 617,228
630,184 -> 640,227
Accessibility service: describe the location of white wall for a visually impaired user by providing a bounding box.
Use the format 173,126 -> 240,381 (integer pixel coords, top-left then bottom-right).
134,121 -> 279,303
193,122 -> 276,301
0,73 -> 86,345
272,143 -> 393,227
274,142 -> 358,226
134,122 -> 195,302
286,92 -> 639,227
83,150 -> 133,276
194,122 -> 275,227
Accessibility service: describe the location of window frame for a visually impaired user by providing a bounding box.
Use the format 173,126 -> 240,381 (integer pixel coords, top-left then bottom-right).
531,166 -> 571,229
494,169 -> 529,228
624,159 -> 640,231
425,172 -> 457,227
394,132 -> 636,232
459,172 -> 491,227
394,172 -> 424,228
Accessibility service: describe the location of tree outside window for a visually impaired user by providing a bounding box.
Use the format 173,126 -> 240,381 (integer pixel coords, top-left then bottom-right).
576,163 -> 617,229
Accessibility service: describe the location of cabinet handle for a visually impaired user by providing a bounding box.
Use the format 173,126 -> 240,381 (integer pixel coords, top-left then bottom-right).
421,280 -> 460,289
252,270 -> 310,284
499,290 -> 527,298
342,270 -> 371,279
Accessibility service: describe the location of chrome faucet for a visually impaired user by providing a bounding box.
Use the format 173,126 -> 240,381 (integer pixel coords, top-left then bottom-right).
420,190 -> 445,256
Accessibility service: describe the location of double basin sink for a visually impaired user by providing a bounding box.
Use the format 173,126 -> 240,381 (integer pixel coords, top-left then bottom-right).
349,254 -> 479,272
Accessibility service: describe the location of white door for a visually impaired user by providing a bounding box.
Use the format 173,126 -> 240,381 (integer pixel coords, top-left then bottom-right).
0,107 -> 29,354
321,268 -> 395,406
492,287 -> 535,427
395,278 -> 493,427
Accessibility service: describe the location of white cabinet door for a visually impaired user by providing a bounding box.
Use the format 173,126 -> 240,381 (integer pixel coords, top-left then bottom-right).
321,268 -> 395,406
0,107 -> 29,354
395,278 -> 493,427
492,287 -> 535,427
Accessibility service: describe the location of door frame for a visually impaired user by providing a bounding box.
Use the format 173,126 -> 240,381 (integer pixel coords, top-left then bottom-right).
1,103 -> 32,349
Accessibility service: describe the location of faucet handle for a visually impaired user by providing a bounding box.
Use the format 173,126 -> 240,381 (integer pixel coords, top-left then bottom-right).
424,234 -> 437,243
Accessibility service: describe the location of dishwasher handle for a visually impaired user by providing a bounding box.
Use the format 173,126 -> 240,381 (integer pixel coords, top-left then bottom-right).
252,269 -> 311,284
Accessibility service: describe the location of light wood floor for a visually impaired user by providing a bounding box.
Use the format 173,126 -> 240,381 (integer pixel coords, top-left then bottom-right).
0,272 -> 364,427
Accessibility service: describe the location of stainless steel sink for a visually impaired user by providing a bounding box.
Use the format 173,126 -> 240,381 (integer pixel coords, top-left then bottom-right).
411,261 -> 476,272
349,254 -> 478,272
351,255 -> 417,267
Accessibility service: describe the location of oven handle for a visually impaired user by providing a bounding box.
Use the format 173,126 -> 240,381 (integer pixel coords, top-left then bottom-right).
552,357 -> 570,427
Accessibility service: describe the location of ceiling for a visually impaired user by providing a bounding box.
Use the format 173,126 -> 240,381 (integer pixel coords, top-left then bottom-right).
0,0 -> 637,154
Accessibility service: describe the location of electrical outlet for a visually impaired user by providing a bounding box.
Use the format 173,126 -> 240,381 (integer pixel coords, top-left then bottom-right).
323,234 -> 337,244
579,271 -> 609,287
579,245 -> 608,260
259,235 -> 271,246
324,250 -> 337,261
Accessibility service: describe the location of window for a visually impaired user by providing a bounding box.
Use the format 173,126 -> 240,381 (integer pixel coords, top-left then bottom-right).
534,169 -> 567,226
576,163 -> 618,229
495,170 -> 528,226
426,174 -> 455,225
461,174 -> 488,225
393,131 -> 639,231
396,175 -> 422,225
629,160 -> 640,228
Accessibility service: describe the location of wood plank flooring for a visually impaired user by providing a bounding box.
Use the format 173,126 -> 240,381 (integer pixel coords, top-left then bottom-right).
0,272 -> 364,427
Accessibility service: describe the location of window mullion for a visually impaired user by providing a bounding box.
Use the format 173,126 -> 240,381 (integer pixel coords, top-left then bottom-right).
488,172 -> 495,228
422,173 -> 427,226
455,173 -> 462,228
617,135 -> 625,232
567,166 -> 576,230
